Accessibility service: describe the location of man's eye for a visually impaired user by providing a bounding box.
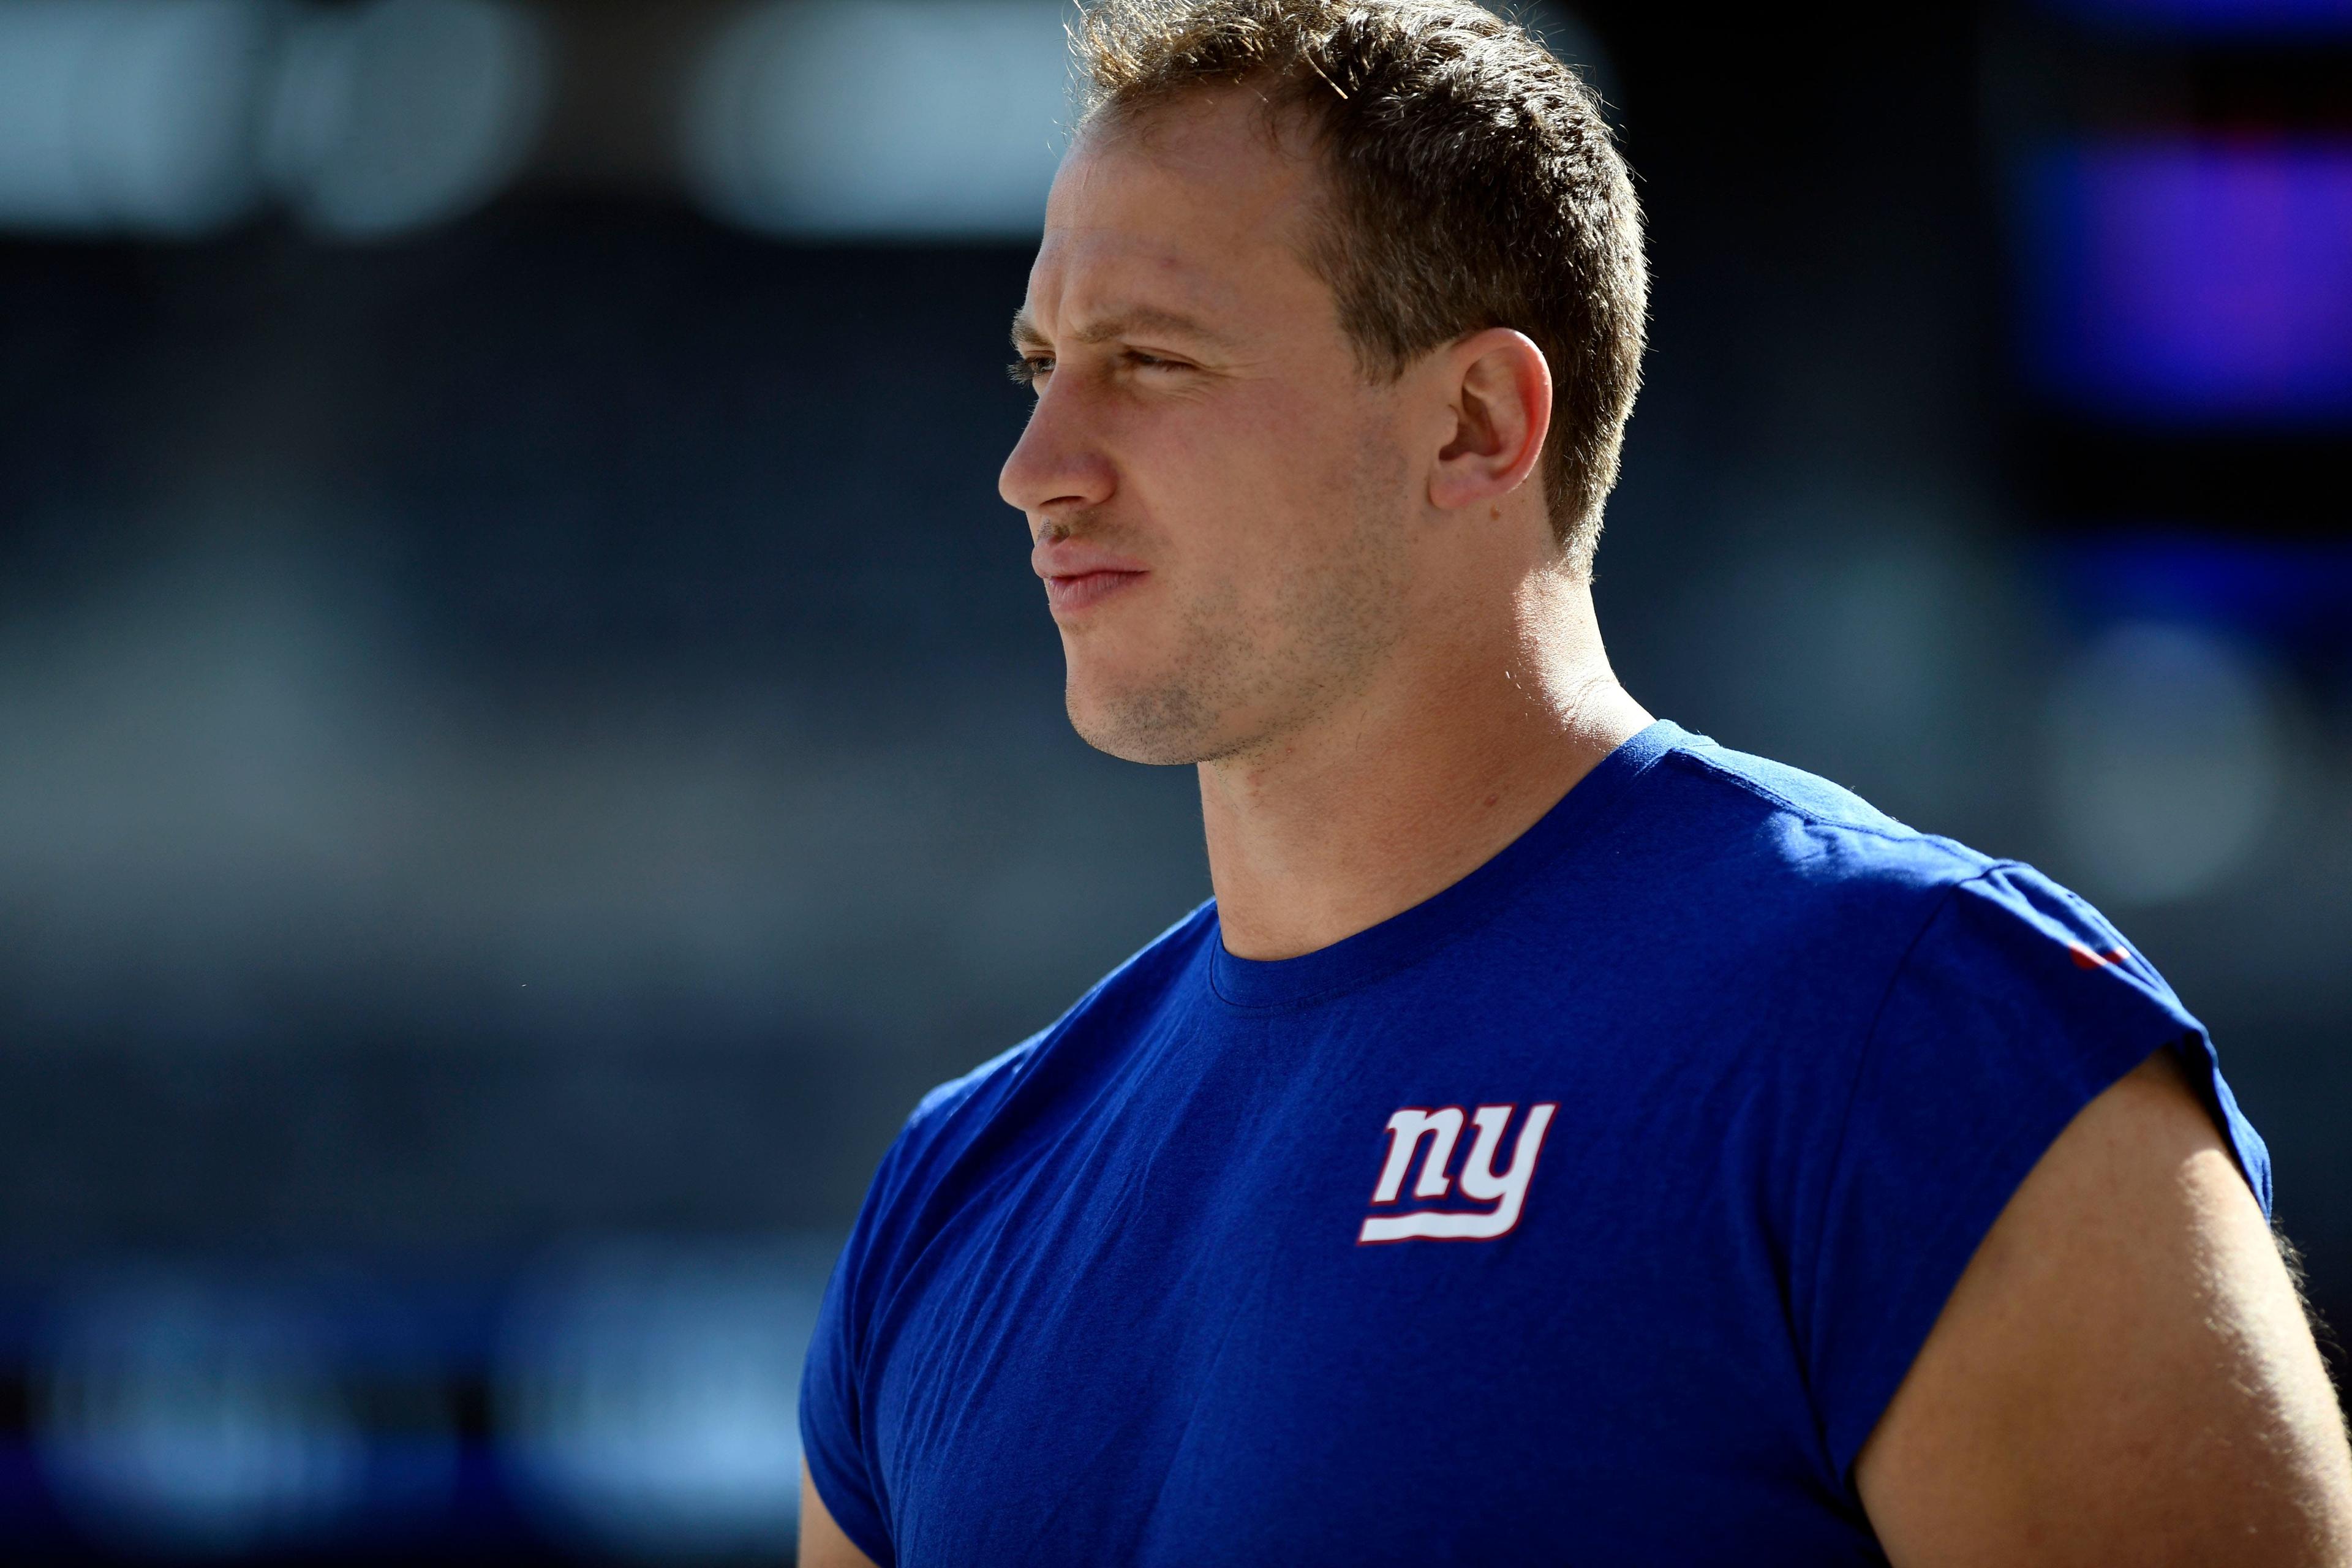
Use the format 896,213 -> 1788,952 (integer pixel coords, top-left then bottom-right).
1008,355 -> 1054,387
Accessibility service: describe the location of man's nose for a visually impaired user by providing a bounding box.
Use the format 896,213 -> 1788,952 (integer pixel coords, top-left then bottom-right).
998,378 -> 1115,526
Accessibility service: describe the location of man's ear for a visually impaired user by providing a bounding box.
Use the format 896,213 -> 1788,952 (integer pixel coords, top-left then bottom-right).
1429,328 -> 1553,513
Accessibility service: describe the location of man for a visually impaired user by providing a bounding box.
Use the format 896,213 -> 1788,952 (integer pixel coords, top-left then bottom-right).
799,1 -> 2352,1562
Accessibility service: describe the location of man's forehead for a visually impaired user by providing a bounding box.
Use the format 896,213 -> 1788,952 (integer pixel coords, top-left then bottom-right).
1016,225 -> 1249,340
1019,115 -> 1325,344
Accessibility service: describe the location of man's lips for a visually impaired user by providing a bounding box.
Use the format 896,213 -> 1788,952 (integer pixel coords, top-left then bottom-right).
1033,537 -> 1148,615
1042,568 -> 1147,614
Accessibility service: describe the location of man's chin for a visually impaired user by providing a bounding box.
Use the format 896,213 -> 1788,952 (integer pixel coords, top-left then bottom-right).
1065,679 -> 1220,767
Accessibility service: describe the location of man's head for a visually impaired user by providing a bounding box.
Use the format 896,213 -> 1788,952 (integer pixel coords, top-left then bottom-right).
1000,0 -> 1645,766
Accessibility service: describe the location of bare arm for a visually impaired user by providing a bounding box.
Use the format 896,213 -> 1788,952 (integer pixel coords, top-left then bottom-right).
1856,1052 -> 2352,1566
801,1460 -> 882,1568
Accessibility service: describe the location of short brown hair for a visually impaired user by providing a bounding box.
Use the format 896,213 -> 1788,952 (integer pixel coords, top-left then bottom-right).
1075,0 -> 1646,571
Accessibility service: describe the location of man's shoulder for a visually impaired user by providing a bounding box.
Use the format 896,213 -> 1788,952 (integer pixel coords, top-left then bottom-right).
1636,726 -> 1999,905
895,899 -> 1219,1150
1594,726 -> 2142,1003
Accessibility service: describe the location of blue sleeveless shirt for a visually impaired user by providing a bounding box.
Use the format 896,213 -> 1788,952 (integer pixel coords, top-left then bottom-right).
800,722 -> 2270,1566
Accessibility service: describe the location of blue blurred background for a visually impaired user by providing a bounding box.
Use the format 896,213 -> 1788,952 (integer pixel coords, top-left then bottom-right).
0,0 -> 2343,1559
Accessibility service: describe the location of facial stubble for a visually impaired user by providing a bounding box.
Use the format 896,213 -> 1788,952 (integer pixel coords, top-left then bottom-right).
1065,421 -> 1414,768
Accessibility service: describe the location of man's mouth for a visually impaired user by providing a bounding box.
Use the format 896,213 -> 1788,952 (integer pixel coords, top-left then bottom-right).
1043,569 -> 1148,613
1033,535 -> 1150,615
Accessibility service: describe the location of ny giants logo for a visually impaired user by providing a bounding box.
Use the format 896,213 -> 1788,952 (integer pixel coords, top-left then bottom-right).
1357,1102 -> 1558,1245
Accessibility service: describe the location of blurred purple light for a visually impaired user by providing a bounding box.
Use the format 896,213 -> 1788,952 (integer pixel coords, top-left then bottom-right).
2024,140 -> 2352,424
2045,0 -> 2352,36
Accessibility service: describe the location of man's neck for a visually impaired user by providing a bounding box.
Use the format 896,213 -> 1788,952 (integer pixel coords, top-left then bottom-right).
1198,573 -> 1651,962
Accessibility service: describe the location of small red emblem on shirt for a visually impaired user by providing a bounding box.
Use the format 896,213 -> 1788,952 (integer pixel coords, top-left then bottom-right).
2069,942 -> 2130,970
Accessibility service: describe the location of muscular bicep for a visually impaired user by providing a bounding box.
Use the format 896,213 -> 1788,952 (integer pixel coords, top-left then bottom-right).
801,1460 -> 882,1568
1855,1051 -> 2352,1567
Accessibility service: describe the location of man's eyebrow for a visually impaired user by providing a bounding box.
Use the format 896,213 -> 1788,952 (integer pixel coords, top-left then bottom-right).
1008,306 -> 1234,353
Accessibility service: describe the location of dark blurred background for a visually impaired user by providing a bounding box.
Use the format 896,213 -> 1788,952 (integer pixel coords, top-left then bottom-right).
0,0 -> 2344,1559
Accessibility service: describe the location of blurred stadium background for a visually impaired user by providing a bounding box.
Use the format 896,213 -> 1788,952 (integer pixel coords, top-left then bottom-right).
0,0 -> 2344,1559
